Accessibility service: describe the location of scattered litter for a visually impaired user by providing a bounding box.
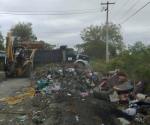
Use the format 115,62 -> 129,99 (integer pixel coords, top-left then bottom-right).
80,92 -> 89,97
0,119 -> 4,122
109,91 -> 119,102
123,108 -> 137,116
75,115 -> 79,122
32,111 -> 45,124
134,113 -> 144,123
67,93 -> 72,96
0,103 -> 5,110
136,93 -> 147,100
16,115 -> 28,122
117,117 -> 130,125
51,84 -> 61,92
1,64 -> 149,125
113,81 -> 133,93
81,99 -> 86,101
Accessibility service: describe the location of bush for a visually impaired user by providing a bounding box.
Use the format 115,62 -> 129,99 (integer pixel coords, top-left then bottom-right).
90,59 -> 108,74
108,44 -> 150,82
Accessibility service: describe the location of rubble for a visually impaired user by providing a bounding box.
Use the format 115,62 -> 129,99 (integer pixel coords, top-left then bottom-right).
0,64 -> 150,125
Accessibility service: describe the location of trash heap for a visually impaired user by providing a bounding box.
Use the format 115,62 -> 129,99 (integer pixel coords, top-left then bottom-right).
30,65 -> 150,125
0,65 -> 150,125
30,66 -> 110,125
94,69 -> 150,125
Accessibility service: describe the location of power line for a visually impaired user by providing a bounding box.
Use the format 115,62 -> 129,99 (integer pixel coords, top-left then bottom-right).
117,0 -> 131,10
0,11 -> 98,15
112,0 -> 138,23
121,2 -> 150,24
36,31 -> 80,34
112,0 -> 125,10
123,0 -> 131,7
120,0 -> 140,20
0,9 -> 99,16
111,0 -> 132,22
0,9 -> 99,13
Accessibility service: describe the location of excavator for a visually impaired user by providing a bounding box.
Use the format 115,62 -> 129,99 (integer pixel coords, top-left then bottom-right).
5,32 -> 43,77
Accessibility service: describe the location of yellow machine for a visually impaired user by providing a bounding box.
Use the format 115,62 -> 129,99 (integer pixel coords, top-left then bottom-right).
5,32 -> 43,77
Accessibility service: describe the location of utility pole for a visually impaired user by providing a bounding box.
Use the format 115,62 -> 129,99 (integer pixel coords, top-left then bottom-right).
101,1 -> 115,63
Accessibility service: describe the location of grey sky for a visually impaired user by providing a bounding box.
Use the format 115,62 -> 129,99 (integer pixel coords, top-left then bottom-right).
0,0 -> 150,47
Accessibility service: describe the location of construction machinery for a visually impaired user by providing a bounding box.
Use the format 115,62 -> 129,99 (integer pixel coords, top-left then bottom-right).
5,32 -> 43,77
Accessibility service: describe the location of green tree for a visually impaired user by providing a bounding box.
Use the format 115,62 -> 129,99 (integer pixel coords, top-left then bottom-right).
11,22 -> 37,45
75,44 -> 84,53
39,40 -> 54,50
0,32 -> 4,50
128,41 -> 146,53
79,23 -> 124,59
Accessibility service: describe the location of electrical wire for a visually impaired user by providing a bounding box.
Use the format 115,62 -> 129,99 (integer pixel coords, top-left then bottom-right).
121,2 -> 150,24
120,0 -> 140,19
112,0 -> 140,24
0,9 -> 99,13
111,0 -> 131,22
117,0 -> 131,10
36,31 -> 80,34
123,0 -> 131,6
0,9 -> 99,16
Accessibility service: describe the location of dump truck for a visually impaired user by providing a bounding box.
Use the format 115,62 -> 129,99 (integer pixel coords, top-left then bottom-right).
34,45 -> 89,66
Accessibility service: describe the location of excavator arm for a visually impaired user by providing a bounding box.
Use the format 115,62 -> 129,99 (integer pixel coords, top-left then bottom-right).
6,32 -> 14,63
5,32 -> 44,77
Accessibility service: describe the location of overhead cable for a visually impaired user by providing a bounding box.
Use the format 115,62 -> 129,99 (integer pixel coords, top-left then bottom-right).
121,2 -> 150,24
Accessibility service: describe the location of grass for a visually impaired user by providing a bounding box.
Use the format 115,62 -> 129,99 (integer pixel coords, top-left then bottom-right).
90,59 -> 108,74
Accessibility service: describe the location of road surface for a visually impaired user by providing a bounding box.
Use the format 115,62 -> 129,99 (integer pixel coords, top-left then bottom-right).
0,78 -> 30,98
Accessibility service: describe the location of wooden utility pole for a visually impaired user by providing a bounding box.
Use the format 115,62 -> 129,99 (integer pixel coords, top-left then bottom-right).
101,1 -> 115,63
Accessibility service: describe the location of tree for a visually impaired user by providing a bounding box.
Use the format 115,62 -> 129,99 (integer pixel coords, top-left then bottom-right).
128,41 -> 146,53
39,40 -> 54,50
75,44 -> 84,53
0,32 -> 4,50
79,23 -> 124,59
11,22 -> 37,45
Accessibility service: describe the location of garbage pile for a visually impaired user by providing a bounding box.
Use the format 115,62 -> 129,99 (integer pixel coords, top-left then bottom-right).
30,65 -> 111,125
0,65 -> 150,125
93,69 -> 150,125
30,65 -> 150,125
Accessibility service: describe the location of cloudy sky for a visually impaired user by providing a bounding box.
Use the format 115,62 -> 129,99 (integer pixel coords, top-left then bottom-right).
0,0 -> 150,47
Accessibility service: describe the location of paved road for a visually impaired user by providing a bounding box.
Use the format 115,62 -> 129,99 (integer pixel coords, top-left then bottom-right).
0,78 -> 30,98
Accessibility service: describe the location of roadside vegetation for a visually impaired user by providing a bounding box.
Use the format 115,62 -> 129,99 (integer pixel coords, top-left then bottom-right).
108,42 -> 150,81
76,23 -> 150,84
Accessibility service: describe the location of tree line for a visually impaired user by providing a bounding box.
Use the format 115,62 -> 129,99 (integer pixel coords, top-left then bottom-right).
78,23 -> 150,82
0,22 -> 52,50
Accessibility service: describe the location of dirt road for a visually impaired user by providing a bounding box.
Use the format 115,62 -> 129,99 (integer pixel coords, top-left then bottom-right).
0,78 -> 30,98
